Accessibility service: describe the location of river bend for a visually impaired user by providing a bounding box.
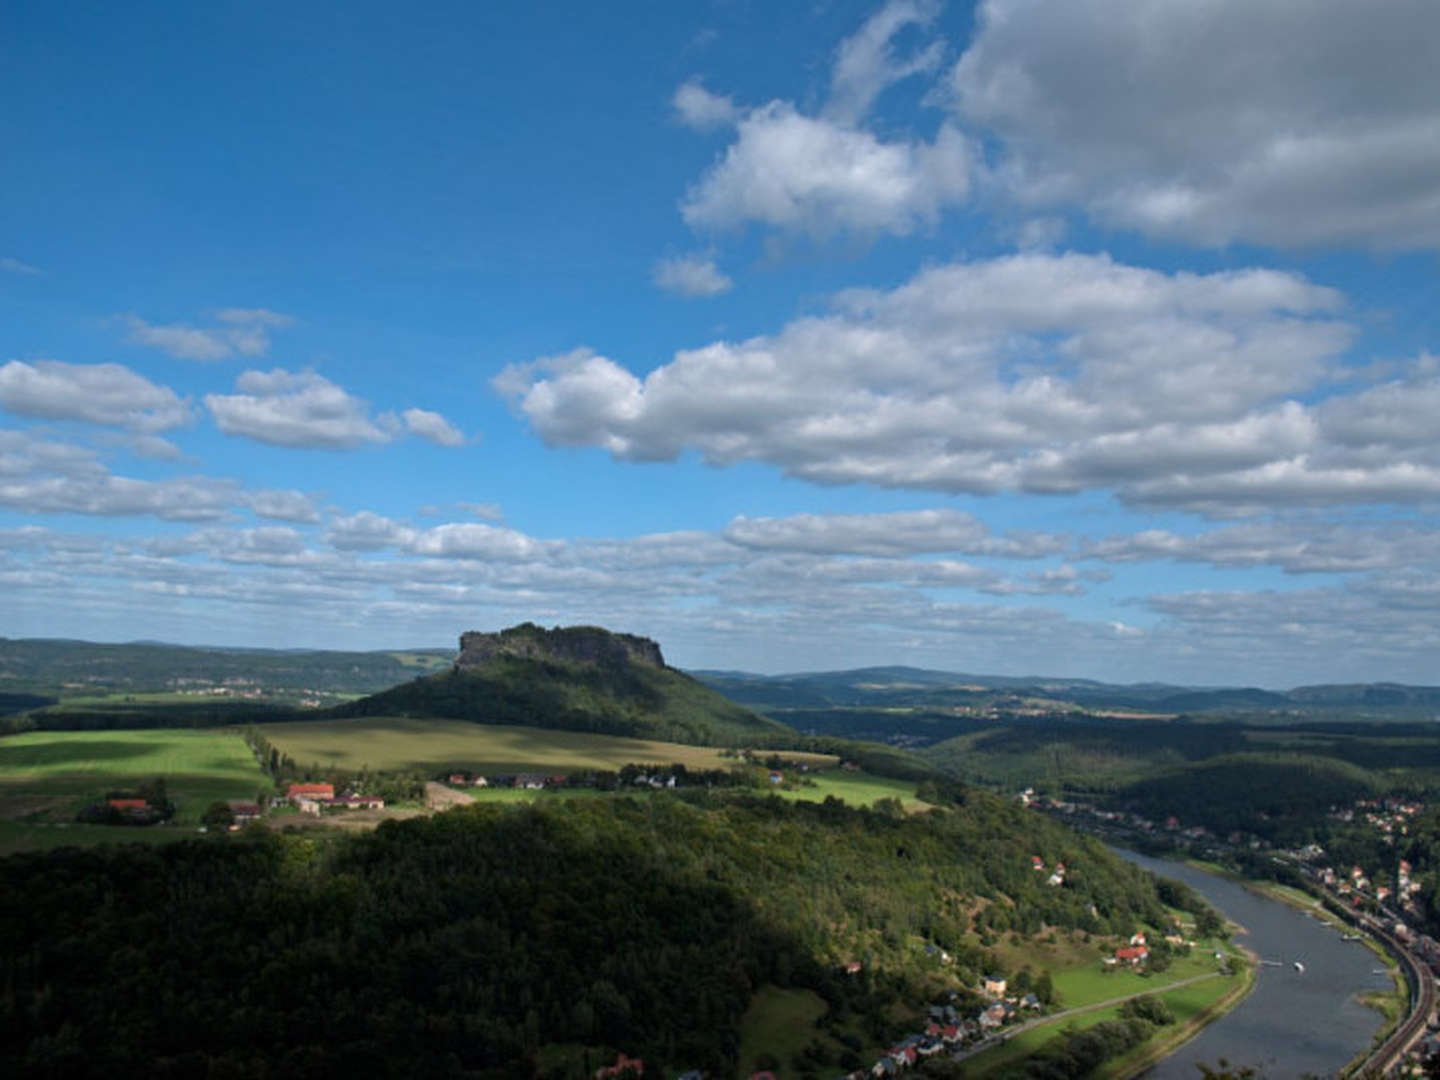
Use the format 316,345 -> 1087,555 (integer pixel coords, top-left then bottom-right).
1116,849 -> 1390,1079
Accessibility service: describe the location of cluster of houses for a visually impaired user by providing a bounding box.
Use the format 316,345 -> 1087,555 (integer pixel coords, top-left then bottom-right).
286,782 -> 385,815
440,767 -> 768,793
822,982 -> 1042,1078
592,1052 -> 703,1080
1295,841 -> 1425,919
444,771 -> 684,791
1020,790 -> 1180,837
1030,854 -> 1066,886
882,989 -> 1042,1075
1329,796 -> 1425,838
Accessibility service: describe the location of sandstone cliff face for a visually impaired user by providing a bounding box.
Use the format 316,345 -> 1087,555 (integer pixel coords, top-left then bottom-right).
455,623 -> 665,671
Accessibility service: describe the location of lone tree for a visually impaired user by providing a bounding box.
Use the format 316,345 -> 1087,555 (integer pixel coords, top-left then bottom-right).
201,802 -> 234,830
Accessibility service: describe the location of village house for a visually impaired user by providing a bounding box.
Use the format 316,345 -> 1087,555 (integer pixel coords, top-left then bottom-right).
329,795 -> 385,810
594,1052 -> 644,1079
1115,945 -> 1149,966
107,797 -> 148,812
227,800 -> 261,824
981,974 -> 1007,998
287,782 -> 334,804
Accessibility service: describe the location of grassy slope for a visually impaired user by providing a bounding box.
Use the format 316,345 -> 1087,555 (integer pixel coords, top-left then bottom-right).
335,655 -> 791,746
737,986 -> 830,1078
257,716 -> 835,774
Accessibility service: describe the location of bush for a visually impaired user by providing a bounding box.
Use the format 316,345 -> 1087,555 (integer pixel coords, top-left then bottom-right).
1121,994 -> 1175,1026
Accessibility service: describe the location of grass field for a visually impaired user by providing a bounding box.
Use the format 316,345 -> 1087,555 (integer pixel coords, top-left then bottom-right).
737,985 -> 830,1079
0,728 -> 270,837
1050,947 -> 1224,1010
0,820 -> 204,854
772,771 -> 930,811
964,936 -> 1249,1077
256,716 -> 837,775
965,969 -> 1245,1077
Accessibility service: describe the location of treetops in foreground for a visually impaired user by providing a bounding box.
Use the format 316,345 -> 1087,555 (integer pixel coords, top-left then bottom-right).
0,784 -> 1218,1079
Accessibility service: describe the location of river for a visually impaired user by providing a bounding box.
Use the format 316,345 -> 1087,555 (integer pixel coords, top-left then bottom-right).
1116,849 -> 1392,1079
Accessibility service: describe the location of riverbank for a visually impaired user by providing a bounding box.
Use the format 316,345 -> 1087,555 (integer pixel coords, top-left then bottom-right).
1101,963 -> 1256,1079
1115,848 -> 1396,1078
962,946 -> 1254,1077
1178,856 -> 1412,1072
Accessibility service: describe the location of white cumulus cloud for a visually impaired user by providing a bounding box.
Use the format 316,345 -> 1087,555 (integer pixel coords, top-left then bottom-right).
123,308 -> 294,361
673,80 -> 740,131
652,254 -> 734,297
949,0 -> 1440,250
206,369 -> 392,449
0,360 -> 191,432
497,251 -> 1384,513
402,407 -> 466,447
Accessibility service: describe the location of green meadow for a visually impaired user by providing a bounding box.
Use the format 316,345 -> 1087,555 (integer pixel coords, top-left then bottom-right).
0,728 -> 271,848
257,716 -> 838,775
772,769 -> 931,811
737,986 -> 831,1079
964,937 -> 1249,1077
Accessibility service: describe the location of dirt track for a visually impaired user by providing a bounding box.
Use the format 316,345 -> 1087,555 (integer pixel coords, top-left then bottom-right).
425,781 -> 475,810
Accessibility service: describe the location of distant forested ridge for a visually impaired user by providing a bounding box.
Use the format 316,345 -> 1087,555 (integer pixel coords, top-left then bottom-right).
693,666 -> 1440,721
0,637 -> 451,696
0,789 -> 1206,1078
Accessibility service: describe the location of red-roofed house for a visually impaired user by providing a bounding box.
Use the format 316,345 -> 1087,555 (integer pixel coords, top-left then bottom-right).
1115,946 -> 1149,965
595,1053 -> 644,1079
107,797 -> 148,811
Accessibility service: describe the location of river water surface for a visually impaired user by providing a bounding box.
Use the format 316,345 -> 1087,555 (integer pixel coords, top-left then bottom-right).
1115,849 -> 1391,1079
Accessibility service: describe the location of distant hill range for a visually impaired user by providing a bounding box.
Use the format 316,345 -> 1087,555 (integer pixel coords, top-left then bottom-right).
691,664 -> 1440,718
0,636 -> 451,707
334,623 -> 790,746
6,632 -> 1439,730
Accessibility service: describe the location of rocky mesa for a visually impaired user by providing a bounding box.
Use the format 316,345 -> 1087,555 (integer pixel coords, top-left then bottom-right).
456,623 -> 664,671
335,621 -> 787,746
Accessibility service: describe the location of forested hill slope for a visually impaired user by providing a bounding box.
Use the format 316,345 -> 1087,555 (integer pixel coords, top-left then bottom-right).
0,788 -> 1211,1078
334,623 -> 791,746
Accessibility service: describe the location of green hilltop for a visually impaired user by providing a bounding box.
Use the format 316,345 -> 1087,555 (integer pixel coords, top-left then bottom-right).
333,622 -> 793,747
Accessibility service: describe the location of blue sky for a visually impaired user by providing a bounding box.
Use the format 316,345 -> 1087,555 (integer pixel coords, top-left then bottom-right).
3,0 -> 1439,686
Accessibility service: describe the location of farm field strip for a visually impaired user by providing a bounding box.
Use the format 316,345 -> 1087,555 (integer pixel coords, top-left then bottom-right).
256,716 -> 838,774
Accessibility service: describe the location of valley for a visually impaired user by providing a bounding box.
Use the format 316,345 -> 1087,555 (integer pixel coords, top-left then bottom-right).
3,628 -> 1437,1077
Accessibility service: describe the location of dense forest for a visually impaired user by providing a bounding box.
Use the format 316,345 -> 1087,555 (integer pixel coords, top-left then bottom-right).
0,788 -> 1209,1078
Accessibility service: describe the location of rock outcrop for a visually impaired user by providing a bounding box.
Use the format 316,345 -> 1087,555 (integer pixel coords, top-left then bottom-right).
455,623 -> 665,672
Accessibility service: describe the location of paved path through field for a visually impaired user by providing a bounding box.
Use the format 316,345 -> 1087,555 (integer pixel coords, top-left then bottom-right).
955,971 -> 1225,1063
